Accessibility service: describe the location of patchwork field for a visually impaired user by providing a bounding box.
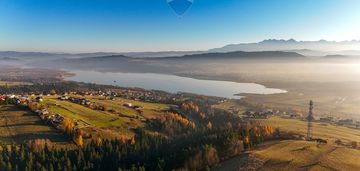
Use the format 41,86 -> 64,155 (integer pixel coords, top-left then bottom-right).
0,105 -> 69,145
42,96 -> 171,139
44,98 -> 128,127
86,96 -> 171,119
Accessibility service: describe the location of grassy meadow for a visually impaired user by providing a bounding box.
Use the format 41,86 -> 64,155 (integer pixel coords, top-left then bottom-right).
255,140 -> 360,171
215,139 -> 360,171
42,96 -> 171,139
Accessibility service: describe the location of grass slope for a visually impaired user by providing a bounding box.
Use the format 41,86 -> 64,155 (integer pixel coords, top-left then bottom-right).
215,140 -> 360,171
44,99 -> 128,128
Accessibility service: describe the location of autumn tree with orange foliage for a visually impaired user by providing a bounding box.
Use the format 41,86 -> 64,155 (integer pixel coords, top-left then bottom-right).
206,121 -> 212,129
152,112 -> 196,136
26,139 -> 52,152
28,102 -> 45,111
73,129 -> 84,147
130,137 -> 136,145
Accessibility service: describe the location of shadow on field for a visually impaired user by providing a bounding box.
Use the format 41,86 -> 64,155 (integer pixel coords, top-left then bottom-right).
0,105 -> 71,145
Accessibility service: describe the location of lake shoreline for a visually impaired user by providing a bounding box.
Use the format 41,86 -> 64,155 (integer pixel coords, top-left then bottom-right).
64,70 -> 287,99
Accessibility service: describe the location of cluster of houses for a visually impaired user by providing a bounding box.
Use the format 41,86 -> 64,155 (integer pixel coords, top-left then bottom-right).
318,116 -> 360,129
35,109 -> 65,128
73,90 -> 118,99
117,89 -> 174,103
0,94 -> 31,104
242,110 -> 274,119
62,96 -> 106,111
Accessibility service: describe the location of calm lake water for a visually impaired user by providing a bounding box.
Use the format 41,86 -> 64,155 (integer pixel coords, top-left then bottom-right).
66,70 -> 286,99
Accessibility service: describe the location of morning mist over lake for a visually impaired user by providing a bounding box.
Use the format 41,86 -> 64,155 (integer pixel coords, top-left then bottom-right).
1,0 -> 360,170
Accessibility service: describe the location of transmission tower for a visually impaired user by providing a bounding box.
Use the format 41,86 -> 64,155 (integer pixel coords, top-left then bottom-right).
306,100 -> 314,141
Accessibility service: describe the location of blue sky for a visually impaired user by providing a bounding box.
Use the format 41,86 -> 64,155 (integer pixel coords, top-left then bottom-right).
1,0 -> 360,52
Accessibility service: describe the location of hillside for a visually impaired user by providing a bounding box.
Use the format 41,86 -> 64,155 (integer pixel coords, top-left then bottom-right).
214,116 -> 360,170
215,140 -> 360,171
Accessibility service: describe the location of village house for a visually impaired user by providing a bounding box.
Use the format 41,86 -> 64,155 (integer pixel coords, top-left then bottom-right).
58,95 -> 69,100
35,96 -> 44,102
123,103 -> 132,108
355,122 -> 360,129
338,119 -> 353,126
289,113 -> 301,119
0,95 -> 6,101
134,105 -> 143,111
243,110 -> 273,119
320,117 -> 334,123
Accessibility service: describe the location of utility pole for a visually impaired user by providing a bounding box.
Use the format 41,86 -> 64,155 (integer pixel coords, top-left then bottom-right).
307,100 -> 314,141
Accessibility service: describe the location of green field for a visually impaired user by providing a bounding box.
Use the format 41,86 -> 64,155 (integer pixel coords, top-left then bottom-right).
42,96 -> 171,139
0,105 -> 70,145
43,98 -> 128,128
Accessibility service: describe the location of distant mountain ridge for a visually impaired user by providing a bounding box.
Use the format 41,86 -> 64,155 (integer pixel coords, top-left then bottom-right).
2,39 -> 360,59
45,50 -> 304,74
154,50 -> 304,60
210,39 -> 360,56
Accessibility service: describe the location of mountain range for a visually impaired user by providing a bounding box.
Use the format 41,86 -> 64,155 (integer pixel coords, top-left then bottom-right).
1,39 -> 360,59
210,39 -> 360,56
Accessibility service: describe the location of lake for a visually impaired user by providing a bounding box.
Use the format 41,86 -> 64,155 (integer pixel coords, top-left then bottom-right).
66,70 -> 286,98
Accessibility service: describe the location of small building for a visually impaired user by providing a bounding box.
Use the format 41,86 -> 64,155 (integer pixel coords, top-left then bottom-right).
134,105 -> 143,111
289,113 -> 300,119
35,96 -> 43,102
123,103 -> 132,108
356,122 -> 360,129
0,95 -> 6,101
338,119 -> 353,126
59,96 -> 69,100
320,117 -> 334,123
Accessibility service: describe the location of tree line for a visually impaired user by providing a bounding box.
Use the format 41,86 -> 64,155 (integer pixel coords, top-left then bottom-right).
0,121 -> 279,171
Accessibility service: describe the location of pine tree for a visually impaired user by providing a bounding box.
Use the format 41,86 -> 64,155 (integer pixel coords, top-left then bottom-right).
6,162 -> 12,171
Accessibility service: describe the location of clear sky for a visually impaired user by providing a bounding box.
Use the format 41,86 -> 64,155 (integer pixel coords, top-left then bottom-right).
1,0 -> 360,52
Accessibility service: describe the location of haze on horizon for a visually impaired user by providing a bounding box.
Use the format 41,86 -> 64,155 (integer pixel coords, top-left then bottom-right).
1,0 -> 360,53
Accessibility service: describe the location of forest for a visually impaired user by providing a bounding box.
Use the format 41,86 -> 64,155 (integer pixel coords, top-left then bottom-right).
0,123 -> 277,171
